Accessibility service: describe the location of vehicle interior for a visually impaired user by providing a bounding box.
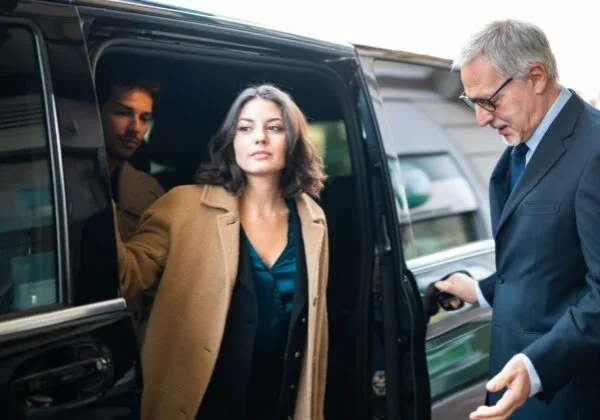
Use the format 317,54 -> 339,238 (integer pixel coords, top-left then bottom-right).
92,41 -> 373,418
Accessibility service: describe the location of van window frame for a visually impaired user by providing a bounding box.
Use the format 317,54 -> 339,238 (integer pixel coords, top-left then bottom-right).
89,32 -> 377,416
0,18 -> 70,321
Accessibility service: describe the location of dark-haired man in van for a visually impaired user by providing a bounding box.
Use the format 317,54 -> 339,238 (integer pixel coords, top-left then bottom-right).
99,75 -> 164,345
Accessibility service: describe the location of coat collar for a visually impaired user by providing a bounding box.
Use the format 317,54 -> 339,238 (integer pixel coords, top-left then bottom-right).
295,192 -> 326,225
199,184 -> 325,224
200,184 -> 238,214
199,184 -> 326,297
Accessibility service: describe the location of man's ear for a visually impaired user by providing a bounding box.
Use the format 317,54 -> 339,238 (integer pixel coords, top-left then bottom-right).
529,63 -> 548,94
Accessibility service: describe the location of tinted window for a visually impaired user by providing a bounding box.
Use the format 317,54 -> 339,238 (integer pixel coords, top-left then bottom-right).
0,26 -> 58,314
401,214 -> 475,258
308,120 -> 351,176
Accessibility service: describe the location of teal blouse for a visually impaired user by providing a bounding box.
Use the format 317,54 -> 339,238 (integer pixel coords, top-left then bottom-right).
242,203 -> 296,353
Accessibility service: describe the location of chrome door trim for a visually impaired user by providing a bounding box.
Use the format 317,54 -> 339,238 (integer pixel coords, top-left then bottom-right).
407,239 -> 495,275
0,298 -> 127,337
426,307 -> 491,341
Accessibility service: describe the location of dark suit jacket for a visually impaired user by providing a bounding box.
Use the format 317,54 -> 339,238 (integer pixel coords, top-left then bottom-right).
480,92 -> 600,419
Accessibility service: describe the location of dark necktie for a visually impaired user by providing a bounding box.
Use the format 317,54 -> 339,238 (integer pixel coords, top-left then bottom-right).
508,142 -> 529,193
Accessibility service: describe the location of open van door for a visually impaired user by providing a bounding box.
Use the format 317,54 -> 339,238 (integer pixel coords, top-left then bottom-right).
357,47 -> 498,419
353,58 -> 432,419
0,1 -> 139,418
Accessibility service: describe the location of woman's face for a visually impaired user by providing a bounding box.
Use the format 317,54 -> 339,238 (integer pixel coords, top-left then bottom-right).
233,98 -> 287,178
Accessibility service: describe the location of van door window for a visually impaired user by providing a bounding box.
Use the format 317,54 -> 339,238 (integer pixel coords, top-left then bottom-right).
397,153 -> 478,259
361,56 -> 492,260
0,26 -> 58,315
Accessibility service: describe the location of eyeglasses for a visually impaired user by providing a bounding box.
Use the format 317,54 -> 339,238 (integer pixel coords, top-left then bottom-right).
459,77 -> 513,112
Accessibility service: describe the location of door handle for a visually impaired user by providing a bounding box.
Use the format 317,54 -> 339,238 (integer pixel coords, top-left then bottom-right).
12,356 -> 111,396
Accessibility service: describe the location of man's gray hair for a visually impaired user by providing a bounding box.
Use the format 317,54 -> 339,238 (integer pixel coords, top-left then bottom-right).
452,20 -> 558,83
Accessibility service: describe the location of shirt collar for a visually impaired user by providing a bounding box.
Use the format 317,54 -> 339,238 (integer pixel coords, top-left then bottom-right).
525,86 -> 572,156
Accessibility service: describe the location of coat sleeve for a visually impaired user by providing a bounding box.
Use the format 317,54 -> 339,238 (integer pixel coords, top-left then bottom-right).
114,191 -> 174,300
524,149 -> 600,401
478,272 -> 497,306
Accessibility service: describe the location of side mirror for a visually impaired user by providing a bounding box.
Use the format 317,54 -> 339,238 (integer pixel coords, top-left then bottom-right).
399,161 -> 431,209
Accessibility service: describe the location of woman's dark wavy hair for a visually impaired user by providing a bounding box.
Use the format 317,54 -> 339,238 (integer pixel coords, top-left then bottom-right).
196,84 -> 326,198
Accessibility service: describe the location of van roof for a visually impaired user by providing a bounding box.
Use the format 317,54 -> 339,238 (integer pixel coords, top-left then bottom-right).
76,0 -> 356,54
355,44 -> 454,69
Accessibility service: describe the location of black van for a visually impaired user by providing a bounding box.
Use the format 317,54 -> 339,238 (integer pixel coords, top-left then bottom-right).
0,0 -> 497,419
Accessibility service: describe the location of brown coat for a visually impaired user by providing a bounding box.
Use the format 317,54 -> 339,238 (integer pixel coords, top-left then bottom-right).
116,184 -> 329,420
114,161 -> 164,344
115,161 -> 164,241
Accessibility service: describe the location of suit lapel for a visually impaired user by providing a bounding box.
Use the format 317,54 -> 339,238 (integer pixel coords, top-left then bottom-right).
489,148 -> 511,236
495,93 -> 583,235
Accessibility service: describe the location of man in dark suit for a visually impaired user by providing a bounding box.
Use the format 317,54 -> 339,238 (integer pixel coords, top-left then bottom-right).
435,19 -> 600,419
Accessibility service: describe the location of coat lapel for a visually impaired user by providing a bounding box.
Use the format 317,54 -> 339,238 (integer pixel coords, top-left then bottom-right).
495,93 -> 582,236
201,185 -> 240,293
200,186 -> 325,300
295,194 -> 325,305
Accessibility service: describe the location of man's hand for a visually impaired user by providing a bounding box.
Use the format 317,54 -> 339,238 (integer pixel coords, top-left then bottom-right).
434,272 -> 478,305
470,355 -> 531,420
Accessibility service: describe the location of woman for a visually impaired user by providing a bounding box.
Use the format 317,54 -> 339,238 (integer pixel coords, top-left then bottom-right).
116,84 -> 328,420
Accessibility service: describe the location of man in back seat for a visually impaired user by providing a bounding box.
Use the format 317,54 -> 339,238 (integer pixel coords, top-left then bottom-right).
98,71 -> 164,345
